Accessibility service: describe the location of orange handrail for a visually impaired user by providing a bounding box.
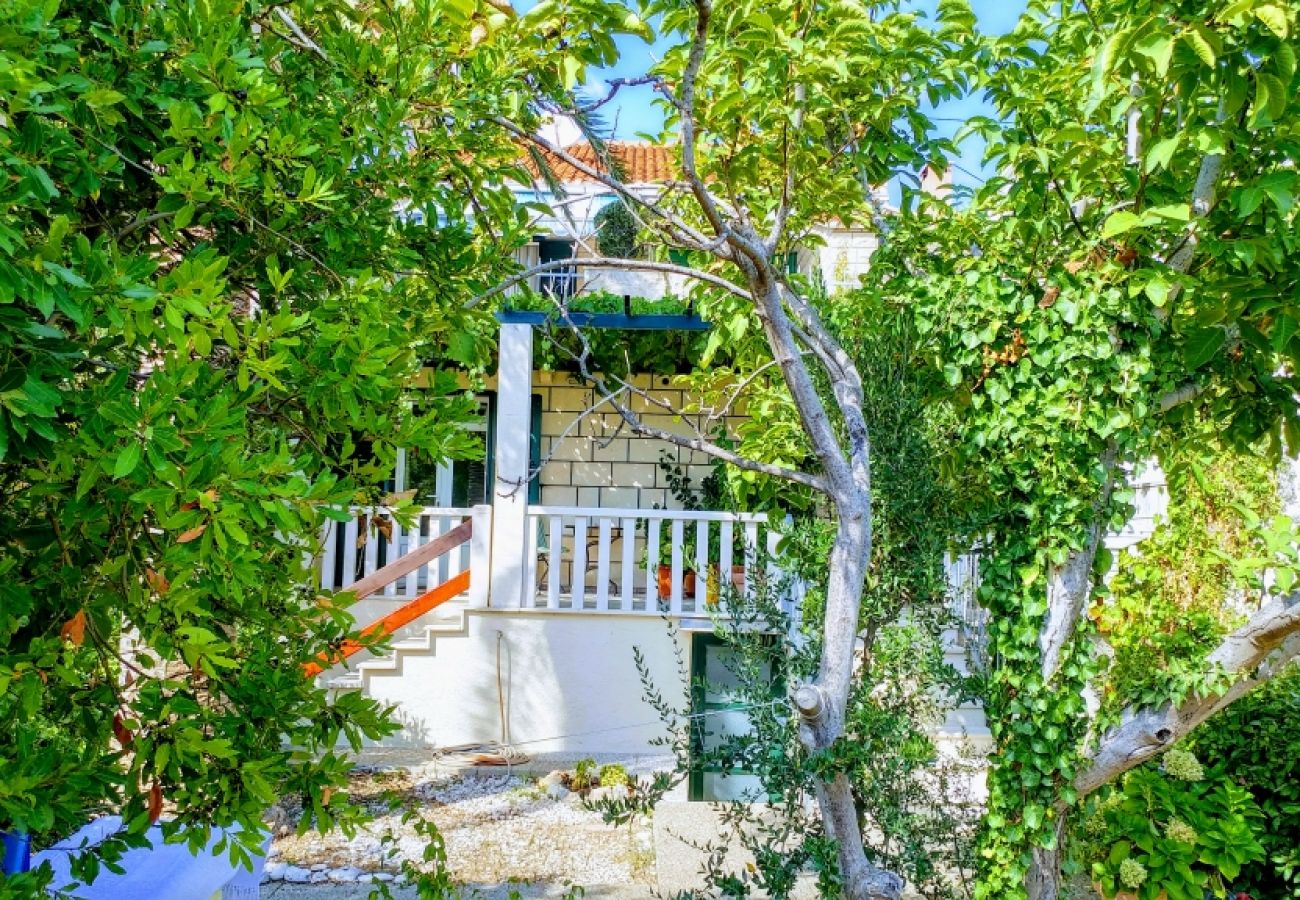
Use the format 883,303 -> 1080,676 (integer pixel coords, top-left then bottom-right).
304,518 -> 474,678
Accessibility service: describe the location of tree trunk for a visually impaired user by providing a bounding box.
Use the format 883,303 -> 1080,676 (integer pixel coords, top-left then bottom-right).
796,510 -> 903,900
1025,822 -> 1067,900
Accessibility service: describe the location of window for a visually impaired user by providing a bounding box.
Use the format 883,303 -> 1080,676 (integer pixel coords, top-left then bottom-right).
535,238 -> 577,300
394,396 -> 494,507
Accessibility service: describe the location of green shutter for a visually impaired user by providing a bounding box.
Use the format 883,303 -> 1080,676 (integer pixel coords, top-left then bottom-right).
528,393 -> 542,505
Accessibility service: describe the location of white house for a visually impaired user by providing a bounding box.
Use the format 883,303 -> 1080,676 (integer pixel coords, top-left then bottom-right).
310,143 -> 1169,799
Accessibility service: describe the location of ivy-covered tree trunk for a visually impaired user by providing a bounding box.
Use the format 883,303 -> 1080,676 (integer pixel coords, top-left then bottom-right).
975,537 -> 1097,900
1026,825 -> 1066,900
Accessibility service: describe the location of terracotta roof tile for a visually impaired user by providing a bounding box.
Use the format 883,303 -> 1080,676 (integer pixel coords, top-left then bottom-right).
521,141 -> 673,185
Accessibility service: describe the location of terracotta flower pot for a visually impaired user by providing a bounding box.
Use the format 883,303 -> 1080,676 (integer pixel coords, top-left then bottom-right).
657,564 -> 696,599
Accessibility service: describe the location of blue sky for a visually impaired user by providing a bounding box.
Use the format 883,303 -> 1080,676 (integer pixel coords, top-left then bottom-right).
576,0 -> 1029,195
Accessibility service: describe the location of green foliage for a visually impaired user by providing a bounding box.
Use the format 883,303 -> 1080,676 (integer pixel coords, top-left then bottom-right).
510,290 -> 715,374
1189,665 -> 1300,897
572,758 -> 599,792
594,200 -> 641,259
0,0 -> 530,887
597,763 -> 628,788
851,0 -> 1300,893
1099,450 -> 1277,722
1079,752 -> 1264,900
594,294 -> 976,898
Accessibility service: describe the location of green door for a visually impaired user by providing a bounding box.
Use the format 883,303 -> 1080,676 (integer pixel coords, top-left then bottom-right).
687,632 -> 779,802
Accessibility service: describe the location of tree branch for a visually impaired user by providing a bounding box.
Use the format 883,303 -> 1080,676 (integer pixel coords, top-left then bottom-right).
273,8 -> 329,61
1076,591 -> 1300,797
1161,101 -> 1227,310
674,0 -> 729,243
469,256 -> 752,307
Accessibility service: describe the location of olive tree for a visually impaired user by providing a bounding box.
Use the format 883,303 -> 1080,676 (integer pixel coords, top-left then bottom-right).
481,0 -> 1300,897
478,0 -> 970,896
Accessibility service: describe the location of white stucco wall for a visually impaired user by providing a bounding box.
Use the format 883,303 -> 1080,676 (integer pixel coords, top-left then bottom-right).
812,226 -> 879,294
359,610 -> 691,755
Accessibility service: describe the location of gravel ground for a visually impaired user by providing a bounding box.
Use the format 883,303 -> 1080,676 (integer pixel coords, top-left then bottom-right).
261,883 -> 653,899
266,766 -> 654,890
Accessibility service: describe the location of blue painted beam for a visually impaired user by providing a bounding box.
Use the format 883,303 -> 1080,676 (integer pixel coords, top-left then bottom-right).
496,310 -> 712,331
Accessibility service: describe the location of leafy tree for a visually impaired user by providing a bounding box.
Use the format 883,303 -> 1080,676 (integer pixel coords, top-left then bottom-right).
480,0 -> 968,896
483,0 -> 1300,897
594,199 -> 641,258
872,2 -> 1300,896
0,0 -> 527,890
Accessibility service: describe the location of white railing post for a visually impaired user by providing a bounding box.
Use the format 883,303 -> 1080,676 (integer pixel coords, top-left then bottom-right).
490,321 -> 534,610
468,505 -> 492,608
319,519 -> 338,590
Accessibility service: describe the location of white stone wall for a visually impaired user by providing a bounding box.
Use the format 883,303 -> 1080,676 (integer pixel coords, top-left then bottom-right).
532,370 -> 745,511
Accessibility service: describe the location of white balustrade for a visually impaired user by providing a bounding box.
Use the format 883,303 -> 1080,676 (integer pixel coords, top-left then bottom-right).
520,506 -> 781,615
318,507 -> 475,595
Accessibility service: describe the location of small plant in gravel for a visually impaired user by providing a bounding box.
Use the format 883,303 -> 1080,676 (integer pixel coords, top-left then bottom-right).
572,758 -> 599,792
598,764 -> 629,788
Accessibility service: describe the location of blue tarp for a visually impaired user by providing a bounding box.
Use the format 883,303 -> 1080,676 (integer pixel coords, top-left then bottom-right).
32,817 -> 266,899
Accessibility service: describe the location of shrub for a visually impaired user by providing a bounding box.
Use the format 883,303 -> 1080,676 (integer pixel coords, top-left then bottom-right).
1189,665 -> 1300,897
594,200 -> 640,258
598,764 -> 629,788
1081,749 -> 1264,900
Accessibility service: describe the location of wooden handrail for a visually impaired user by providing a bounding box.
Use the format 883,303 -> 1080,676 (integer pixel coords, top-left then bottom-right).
305,519 -> 474,678
341,519 -> 471,602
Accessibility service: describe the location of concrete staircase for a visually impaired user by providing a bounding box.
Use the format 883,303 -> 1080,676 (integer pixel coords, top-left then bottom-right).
323,596 -> 472,693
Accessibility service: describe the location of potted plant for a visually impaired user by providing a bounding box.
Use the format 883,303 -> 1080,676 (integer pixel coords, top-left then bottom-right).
652,451 -> 748,602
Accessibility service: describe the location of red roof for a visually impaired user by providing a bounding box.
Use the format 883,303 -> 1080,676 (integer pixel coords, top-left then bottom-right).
522,142 -> 673,185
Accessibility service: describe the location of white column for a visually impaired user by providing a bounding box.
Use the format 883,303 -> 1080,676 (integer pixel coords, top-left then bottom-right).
490,321 -> 534,609
468,504 -> 493,607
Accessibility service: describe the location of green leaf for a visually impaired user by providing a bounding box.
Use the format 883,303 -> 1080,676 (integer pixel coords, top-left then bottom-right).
114,442 -> 142,478
1255,4 -> 1290,38
43,262 -> 89,288
1145,203 -> 1190,222
561,56 -> 583,91
1183,326 -> 1227,369
82,88 -> 126,108
1272,314 -> 1297,351
1087,28 -> 1126,114
1133,32 -> 1174,77
1101,211 -> 1142,239
1144,135 -> 1180,173
1182,26 -> 1216,67
1143,275 -> 1171,308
